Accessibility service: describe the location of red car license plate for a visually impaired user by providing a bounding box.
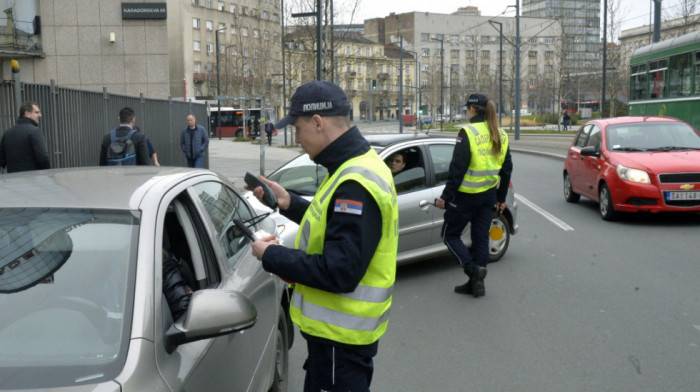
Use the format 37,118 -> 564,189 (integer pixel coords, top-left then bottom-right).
666,191 -> 700,201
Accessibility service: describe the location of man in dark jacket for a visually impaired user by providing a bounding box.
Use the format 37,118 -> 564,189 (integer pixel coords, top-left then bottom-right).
180,114 -> 209,168
0,101 -> 51,173
99,107 -> 151,166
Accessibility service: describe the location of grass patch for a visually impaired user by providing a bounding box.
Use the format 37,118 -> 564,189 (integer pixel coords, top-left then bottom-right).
233,137 -> 253,142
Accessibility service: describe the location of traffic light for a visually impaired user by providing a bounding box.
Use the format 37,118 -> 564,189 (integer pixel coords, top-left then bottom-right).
371,79 -> 377,90
418,109 -> 423,115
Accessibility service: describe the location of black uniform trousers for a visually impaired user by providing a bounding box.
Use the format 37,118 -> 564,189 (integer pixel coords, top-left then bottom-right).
303,338 -> 376,392
441,189 -> 497,268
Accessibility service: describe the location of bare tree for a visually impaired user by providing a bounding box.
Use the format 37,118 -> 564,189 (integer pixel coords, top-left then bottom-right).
670,0 -> 699,34
605,0 -> 630,117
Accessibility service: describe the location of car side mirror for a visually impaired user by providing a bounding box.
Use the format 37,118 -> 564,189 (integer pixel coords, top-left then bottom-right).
164,289 -> 256,353
580,146 -> 599,157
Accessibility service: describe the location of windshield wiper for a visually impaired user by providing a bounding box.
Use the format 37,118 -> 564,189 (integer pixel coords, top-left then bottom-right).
645,146 -> 695,152
612,147 -> 646,152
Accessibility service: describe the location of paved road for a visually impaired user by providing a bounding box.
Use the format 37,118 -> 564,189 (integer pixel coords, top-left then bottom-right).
208,122 -> 574,188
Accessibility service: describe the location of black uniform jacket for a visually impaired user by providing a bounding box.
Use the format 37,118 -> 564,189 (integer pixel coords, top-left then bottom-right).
0,117 -> 51,173
439,115 -> 514,206
99,125 -> 152,166
262,126 -> 383,353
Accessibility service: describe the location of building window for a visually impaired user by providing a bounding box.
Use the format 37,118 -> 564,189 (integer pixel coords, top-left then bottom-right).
466,50 -> 475,58
241,27 -> 248,36
421,79 -> 428,86
545,51 -> 553,58
230,25 -> 236,34
206,42 -> 214,53
529,37 -> 537,44
218,1 -> 225,11
229,45 -> 237,55
421,33 -> 429,41
242,6 -> 247,15
545,65 -> 553,73
451,49 -> 459,58
435,34 -> 444,41
193,0 -> 199,5
254,49 -> 259,57
263,30 -> 269,40
219,44 -> 226,54
436,49 -> 443,56
528,51 -> 537,58
243,48 -> 249,57
481,36 -> 490,43
451,35 -> 459,44
272,13 -> 279,22
465,35 -> 474,43
251,8 -> 258,17
230,4 -> 236,13
194,62 -> 201,72
206,20 -> 213,30
451,64 -> 459,73
482,50 -> 490,58
263,11 -> 269,19
545,37 -> 553,44
218,23 -> 225,31
528,65 -> 537,72
357,47 -> 362,56
253,29 -> 259,38
421,64 -> 428,72
193,40 -> 201,51
345,46 -> 350,55
193,18 -> 200,29
422,48 -> 430,56
205,0 -> 212,7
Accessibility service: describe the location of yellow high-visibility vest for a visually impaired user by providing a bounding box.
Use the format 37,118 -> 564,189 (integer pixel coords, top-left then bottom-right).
458,123 -> 509,194
291,149 -> 398,345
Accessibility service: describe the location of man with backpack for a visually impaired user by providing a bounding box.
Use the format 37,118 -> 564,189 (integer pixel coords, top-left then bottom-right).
99,107 -> 151,166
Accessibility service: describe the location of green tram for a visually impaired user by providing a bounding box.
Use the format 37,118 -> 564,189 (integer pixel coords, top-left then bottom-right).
629,30 -> 700,131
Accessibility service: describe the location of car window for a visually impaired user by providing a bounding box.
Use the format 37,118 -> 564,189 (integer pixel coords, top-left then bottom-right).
385,147 -> 427,194
192,182 -> 254,268
586,125 -> 602,149
268,154 -> 327,196
428,144 -> 454,186
574,125 -> 591,147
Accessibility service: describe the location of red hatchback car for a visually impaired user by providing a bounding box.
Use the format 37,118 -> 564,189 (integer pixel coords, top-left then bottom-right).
563,116 -> 700,220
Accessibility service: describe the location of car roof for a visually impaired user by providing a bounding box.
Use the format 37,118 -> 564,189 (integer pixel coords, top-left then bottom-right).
586,116 -> 688,127
364,133 -> 454,148
0,166 -> 218,210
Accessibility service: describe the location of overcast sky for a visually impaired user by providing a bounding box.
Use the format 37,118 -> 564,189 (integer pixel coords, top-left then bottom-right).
349,0 -> 696,40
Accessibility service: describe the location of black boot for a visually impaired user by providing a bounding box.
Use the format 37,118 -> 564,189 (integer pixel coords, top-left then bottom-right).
454,280 -> 474,295
464,264 -> 487,298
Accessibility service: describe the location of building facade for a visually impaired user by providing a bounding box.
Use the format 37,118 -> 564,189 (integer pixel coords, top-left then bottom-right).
0,0 -> 169,98
368,9 -> 562,116
168,0 -> 282,112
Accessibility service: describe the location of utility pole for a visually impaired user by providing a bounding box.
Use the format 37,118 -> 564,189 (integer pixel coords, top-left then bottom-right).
215,27 -> 226,140
489,20 -> 504,127
514,0 -> 521,140
602,0 -> 607,118
432,36 -> 444,132
399,35 -> 404,134
292,0 -> 323,80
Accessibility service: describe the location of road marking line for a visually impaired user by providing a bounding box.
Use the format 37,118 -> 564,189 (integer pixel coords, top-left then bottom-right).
515,193 -> 575,231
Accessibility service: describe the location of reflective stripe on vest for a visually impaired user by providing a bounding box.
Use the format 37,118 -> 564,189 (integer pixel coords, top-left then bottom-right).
291,149 -> 398,345
459,123 -> 509,193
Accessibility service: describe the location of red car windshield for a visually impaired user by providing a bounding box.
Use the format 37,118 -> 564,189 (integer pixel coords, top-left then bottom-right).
606,122 -> 700,152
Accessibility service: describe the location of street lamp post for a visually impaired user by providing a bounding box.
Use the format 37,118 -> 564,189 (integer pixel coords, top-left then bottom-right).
488,20 -> 504,127
431,36 -> 444,132
215,27 -> 226,140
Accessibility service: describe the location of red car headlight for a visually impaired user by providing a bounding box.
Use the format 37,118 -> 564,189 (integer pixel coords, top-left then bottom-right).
616,164 -> 651,184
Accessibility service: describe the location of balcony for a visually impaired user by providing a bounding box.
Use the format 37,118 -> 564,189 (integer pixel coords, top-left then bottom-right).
193,73 -> 207,84
377,73 -> 389,79
345,71 -> 357,77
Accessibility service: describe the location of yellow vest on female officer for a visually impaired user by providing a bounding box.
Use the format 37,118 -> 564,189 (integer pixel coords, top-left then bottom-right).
459,123 -> 509,194
292,150 -> 398,345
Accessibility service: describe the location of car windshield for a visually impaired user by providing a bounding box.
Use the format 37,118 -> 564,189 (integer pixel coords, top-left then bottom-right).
606,121 -> 700,152
267,154 -> 328,196
0,208 -> 138,389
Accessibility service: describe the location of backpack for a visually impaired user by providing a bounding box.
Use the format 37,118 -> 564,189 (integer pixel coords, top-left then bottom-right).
107,129 -> 137,166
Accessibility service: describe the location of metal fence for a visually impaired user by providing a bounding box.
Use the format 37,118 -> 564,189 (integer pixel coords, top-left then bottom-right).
0,80 -> 210,169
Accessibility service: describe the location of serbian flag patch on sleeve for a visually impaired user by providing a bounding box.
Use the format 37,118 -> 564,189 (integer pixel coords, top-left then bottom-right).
334,199 -> 363,215
456,136 -> 463,143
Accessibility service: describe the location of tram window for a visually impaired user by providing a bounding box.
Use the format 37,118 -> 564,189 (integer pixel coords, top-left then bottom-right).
649,59 -> 667,99
668,53 -> 692,98
630,64 -> 647,101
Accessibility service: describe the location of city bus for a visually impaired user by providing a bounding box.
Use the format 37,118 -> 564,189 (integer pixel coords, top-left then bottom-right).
629,30 -> 700,130
209,107 -> 273,139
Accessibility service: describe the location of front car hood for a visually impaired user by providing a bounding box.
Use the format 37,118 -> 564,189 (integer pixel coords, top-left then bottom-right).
612,150 -> 700,175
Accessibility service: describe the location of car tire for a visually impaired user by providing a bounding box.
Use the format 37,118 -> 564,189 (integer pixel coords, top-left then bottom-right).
563,173 -> 581,203
269,306 -> 289,392
488,213 -> 511,262
236,130 -> 243,138
599,183 -> 618,221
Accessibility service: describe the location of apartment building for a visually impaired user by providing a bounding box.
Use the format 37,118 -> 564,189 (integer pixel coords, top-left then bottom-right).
366,9 -> 561,115
168,0 -> 282,109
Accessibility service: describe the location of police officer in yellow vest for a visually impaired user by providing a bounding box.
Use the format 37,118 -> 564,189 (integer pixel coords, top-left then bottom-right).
250,81 -> 398,392
436,93 -> 513,298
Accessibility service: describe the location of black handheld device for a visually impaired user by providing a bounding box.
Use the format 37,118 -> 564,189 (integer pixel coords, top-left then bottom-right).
245,172 -> 278,210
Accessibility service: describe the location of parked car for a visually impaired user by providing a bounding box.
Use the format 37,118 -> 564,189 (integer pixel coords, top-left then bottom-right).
423,115 -> 433,125
252,134 -> 518,265
0,167 -> 291,391
563,116 -> 700,220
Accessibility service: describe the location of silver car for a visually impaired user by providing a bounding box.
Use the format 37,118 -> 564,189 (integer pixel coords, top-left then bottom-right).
0,167 -> 290,391
260,134 -> 518,265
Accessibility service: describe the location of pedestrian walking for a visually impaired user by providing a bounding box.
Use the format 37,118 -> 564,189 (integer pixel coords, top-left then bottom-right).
436,93 -> 513,298
135,125 -> 160,166
0,101 -> 51,173
180,114 -> 209,168
248,80 -> 399,392
99,107 -> 151,166
563,111 -> 571,131
264,119 -> 274,146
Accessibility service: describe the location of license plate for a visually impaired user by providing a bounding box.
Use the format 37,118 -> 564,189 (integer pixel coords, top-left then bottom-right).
665,191 -> 700,201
